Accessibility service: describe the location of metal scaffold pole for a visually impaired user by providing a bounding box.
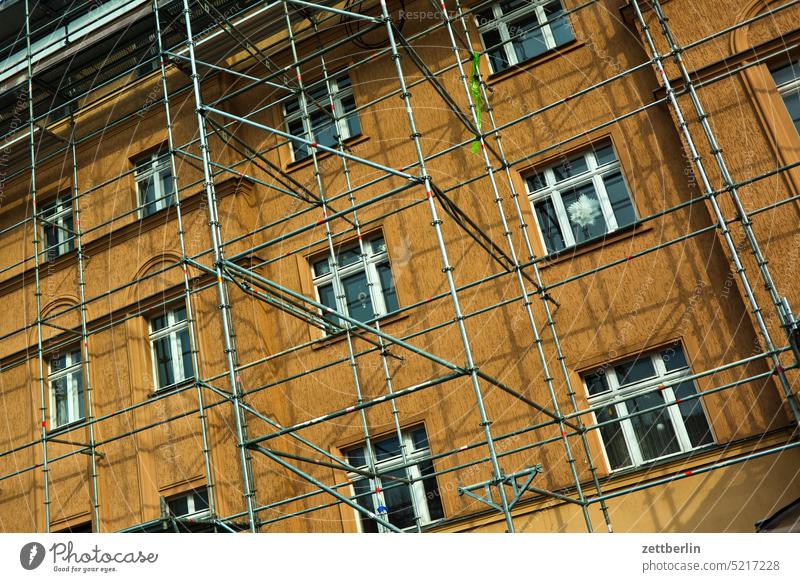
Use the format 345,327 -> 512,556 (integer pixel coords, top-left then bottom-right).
68,125 -> 102,531
646,0 -> 800,424
179,0 -> 258,532
437,0 -> 614,532
629,0 -> 800,425
23,0 -> 50,533
152,0 -> 218,517
377,0 -> 516,532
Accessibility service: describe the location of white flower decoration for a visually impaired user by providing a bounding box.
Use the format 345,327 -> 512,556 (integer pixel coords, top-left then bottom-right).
567,194 -> 601,228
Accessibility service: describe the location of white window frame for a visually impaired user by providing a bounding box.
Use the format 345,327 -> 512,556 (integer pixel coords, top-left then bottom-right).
584,348 -> 715,472
149,305 -> 192,391
48,349 -> 83,430
166,489 -> 210,519
284,75 -> 359,162
526,144 -> 635,254
347,428 -> 443,533
40,194 -> 74,259
312,235 -> 397,332
771,58 -> 800,133
476,0 -> 571,74
135,151 -> 174,217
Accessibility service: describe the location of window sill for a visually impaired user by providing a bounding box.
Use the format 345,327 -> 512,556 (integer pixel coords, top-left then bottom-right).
538,222 -> 652,268
486,40 -> 584,86
285,134 -> 370,173
605,442 -> 717,479
47,418 -> 86,436
311,311 -> 409,350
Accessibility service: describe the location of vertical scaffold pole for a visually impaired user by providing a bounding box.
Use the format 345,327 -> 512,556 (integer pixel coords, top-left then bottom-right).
439,0 -> 614,532
68,126 -> 101,531
180,0 -> 258,531
152,0 -> 218,517
630,0 -> 800,425
23,0 -> 50,532
308,12 -> 422,532
646,0 -> 800,424
281,0 -> 387,531
378,0 -> 516,532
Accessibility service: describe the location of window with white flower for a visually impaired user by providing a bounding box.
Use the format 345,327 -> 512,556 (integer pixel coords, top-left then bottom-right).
583,344 -> 714,472
525,142 -> 636,255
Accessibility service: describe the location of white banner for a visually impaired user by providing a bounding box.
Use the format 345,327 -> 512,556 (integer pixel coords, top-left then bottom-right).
0,533 -> 797,581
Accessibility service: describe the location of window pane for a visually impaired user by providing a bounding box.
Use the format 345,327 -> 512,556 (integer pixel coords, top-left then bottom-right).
552,155 -> 588,182
318,283 -> 339,329
614,356 -> 656,386
511,14 -> 548,63
411,427 -> 429,450
53,377 -> 69,427
772,60 -> 800,87
377,263 -> 399,314
562,183 -> 608,244
173,306 -> 187,323
602,171 -> 636,228
381,468 -> 417,530
594,143 -> 617,166
661,345 -> 688,371
288,118 -> 309,160
370,236 -> 387,254
51,353 -> 67,373
193,489 -> 209,512
167,496 -> 189,517
340,94 -> 360,138
672,381 -> 713,448
74,371 -> 84,421
625,391 -> 680,462
526,171 -> 547,192
595,405 -> 632,470
150,313 -> 168,332
178,328 -> 193,381
353,479 -> 378,533
544,1 -> 573,46
342,271 -> 375,323
154,336 -> 175,388
534,198 -> 565,254
419,460 -> 444,521
313,258 -> 330,277
781,90 -> 800,133
347,447 -> 365,468
585,370 -> 610,396
140,176 -> 156,217
160,170 -> 174,208
481,29 -> 509,72
338,246 -> 361,268
373,434 -> 402,462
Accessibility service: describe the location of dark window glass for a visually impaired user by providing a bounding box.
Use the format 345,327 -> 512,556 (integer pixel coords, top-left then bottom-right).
595,405 -> 632,470
534,198 -> 565,254
672,381 -> 713,448
624,391 -> 680,462
614,357 -> 656,386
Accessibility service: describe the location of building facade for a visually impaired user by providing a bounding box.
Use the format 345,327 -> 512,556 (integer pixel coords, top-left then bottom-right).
0,0 -> 798,533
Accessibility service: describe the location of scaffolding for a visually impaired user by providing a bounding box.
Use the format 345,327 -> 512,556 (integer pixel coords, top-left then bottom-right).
0,0 -> 799,533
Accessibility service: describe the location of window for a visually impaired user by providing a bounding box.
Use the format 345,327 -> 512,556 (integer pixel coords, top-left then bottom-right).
583,344 -> 714,472
476,0 -> 574,74
40,194 -> 75,260
149,305 -> 193,391
165,489 -> 209,518
346,426 -> 444,532
771,58 -> 800,134
526,142 -> 636,255
135,151 -> 174,217
284,74 -> 361,161
312,234 -> 399,332
48,349 -> 84,430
